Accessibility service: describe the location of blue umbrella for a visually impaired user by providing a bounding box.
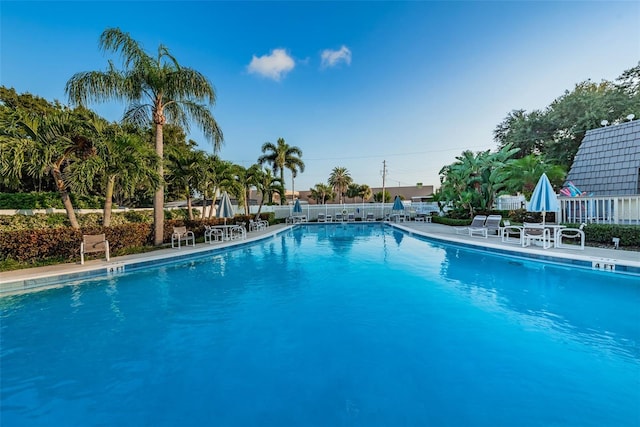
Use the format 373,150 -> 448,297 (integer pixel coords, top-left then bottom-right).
293,199 -> 302,214
392,195 -> 404,212
216,191 -> 235,225
528,173 -> 559,225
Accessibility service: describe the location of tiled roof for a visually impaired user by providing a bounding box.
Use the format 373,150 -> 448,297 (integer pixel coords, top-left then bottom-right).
565,120 -> 640,195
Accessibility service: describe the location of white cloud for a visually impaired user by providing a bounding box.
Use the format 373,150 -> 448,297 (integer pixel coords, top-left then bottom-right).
320,45 -> 352,68
247,49 -> 295,81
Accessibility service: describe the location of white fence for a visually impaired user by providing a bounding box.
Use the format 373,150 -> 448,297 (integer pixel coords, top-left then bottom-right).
558,196 -> 640,225
255,202 -> 441,221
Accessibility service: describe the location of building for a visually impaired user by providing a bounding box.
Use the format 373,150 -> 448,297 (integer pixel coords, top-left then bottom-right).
297,184 -> 435,204
565,119 -> 640,195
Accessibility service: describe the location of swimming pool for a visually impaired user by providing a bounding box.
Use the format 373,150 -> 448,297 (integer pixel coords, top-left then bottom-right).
1,223 -> 639,426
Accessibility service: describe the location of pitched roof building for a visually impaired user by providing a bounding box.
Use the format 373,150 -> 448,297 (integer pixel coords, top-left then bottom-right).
565,119 -> 640,196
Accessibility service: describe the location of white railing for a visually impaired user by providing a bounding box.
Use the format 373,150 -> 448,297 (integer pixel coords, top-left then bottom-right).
256,203 -> 398,221
558,196 -> 640,225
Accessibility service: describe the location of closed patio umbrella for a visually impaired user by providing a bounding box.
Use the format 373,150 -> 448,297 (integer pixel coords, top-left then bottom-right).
392,195 -> 404,212
528,173 -> 559,226
217,191 -> 235,225
293,199 -> 302,214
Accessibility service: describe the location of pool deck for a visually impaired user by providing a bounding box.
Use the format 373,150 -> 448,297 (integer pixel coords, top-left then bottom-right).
1,221 -> 638,296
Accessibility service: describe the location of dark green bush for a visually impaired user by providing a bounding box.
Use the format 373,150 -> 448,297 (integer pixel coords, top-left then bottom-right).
0,192 -> 105,209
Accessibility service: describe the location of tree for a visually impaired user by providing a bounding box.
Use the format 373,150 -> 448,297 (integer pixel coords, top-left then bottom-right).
0,108 -> 100,228
373,190 -> 391,203
328,166 -> 352,204
166,147 -> 206,220
501,154 -> 566,199
358,184 -> 372,203
66,27 -> 223,245
309,183 -> 334,204
346,183 -> 360,202
69,124 -> 160,226
254,168 -> 284,217
258,137 -> 304,205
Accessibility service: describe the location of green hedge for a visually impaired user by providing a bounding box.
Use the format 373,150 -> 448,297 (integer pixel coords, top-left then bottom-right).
0,192 -> 106,209
0,223 -> 153,264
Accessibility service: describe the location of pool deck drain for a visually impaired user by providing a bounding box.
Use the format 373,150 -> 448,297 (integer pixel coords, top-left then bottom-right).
1,222 -> 638,296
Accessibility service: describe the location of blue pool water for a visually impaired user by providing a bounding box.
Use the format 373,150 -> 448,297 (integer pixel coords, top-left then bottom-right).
1,224 -> 639,426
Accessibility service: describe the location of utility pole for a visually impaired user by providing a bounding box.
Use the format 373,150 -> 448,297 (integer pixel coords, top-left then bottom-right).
381,160 -> 387,216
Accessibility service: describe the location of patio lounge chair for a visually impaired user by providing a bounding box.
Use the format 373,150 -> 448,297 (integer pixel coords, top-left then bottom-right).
317,213 -> 326,223
172,226 -> 195,249
347,212 -> 355,222
472,214 -> 503,237
366,212 -> 375,222
334,213 -> 343,222
454,215 -> 487,235
557,223 -> 586,250
80,233 -> 110,264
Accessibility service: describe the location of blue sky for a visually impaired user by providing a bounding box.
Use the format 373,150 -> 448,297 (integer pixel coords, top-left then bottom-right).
2,1 -> 639,193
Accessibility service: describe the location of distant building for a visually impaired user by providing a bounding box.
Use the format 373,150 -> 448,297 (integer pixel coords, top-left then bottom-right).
297,184 -> 435,204
565,119 -> 640,195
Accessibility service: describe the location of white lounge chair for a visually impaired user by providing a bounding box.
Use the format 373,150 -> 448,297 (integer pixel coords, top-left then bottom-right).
347,212 -> 355,222
80,233 -> 110,264
455,215 -> 486,235
317,213 -> 326,223
365,212 -> 375,222
470,214 -> 502,237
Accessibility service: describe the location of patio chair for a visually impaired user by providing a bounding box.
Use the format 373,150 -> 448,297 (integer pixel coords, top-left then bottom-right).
204,225 -> 223,244
317,213 -> 326,223
478,215 -> 503,236
366,212 -> 375,222
522,223 -> 551,249
80,233 -> 110,265
171,226 -> 195,249
230,225 -> 246,240
500,220 -> 524,245
347,212 -> 355,222
557,223 -> 586,250
334,213 -> 343,222
454,215 -> 487,235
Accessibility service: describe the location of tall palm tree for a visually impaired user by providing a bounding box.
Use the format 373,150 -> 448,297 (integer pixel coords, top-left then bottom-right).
258,137 -> 304,205
328,166 -> 352,204
66,27 -> 223,245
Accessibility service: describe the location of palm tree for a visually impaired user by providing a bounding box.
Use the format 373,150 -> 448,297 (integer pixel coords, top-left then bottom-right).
200,157 -> 236,220
346,183 -> 360,202
0,108 -> 99,228
328,166 -> 352,204
69,125 -> 160,226
66,27 -> 223,245
258,137 -> 304,205
309,183 -> 334,204
254,168 -> 284,218
358,184 -> 372,203
166,147 -> 206,220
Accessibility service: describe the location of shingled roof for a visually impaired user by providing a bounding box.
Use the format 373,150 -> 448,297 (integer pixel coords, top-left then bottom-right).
565,119 -> 640,196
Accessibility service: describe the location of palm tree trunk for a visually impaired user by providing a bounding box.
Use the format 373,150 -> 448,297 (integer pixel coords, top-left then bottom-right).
280,170 -> 285,205
103,175 -> 116,227
153,123 -> 164,245
52,168 -> 80,229
187,192 -> 193,220
291,176 -> 295,204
